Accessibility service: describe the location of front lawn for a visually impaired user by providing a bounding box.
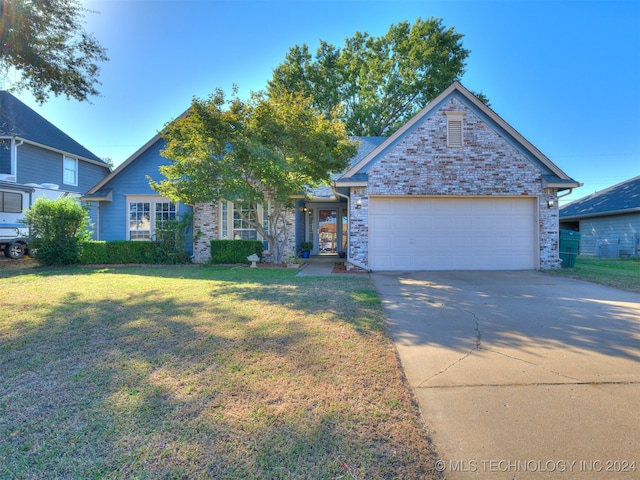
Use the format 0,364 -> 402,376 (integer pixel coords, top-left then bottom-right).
0,266 -> 438,479
547,256 -> 640,293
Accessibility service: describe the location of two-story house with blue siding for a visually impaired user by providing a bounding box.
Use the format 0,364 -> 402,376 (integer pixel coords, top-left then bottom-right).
0,91 -> 109,190
81,134 -> 193,251
0,91 -> 110,257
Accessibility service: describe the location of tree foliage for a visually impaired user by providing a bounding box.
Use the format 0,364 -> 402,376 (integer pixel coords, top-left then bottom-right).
150,89 -> 358,263
268,17 -> 488,137
23,195 -> 92,265
0,0 -> 108,103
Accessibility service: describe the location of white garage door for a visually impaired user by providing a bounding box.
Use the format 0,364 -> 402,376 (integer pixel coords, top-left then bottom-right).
369,197 -> 537,270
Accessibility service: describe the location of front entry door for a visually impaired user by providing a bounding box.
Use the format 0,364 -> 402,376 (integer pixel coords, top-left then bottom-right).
318,209 -> 337,255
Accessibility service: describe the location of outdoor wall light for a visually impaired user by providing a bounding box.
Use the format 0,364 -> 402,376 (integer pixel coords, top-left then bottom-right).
547,200 -> 555,209
355,199 -> 362,209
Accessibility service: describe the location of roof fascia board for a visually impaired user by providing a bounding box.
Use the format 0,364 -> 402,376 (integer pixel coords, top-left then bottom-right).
561,208 -> 640,220
10,136 -> 108,167
544,181 -> 582,189
454,83 -> 573,179
87,108 -> 192,195
341,81 -> 577,183
80,190 -> 113,202
334,180 -> 367,187
342,82 -> 460,178
86,133 -> 162,194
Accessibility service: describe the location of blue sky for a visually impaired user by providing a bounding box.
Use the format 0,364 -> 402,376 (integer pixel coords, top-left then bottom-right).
5,0 -> 639,205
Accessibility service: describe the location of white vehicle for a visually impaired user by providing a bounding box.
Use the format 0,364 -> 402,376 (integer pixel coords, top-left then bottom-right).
0,182 -> 67,259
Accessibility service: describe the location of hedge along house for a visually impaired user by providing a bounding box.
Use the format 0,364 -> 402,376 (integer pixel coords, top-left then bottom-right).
192,82 -> 580,270
330,82 -> 580,271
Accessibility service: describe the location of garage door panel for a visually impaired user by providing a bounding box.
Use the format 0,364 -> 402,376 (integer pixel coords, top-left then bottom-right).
369,197 -> 536,270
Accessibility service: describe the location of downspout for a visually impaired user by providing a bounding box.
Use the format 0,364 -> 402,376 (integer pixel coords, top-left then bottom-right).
12,138 -> 23,178
332,182 -> 371,272
83,202 -> 100,240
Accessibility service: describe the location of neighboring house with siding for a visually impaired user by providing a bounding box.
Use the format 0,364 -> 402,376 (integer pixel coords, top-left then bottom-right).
560,176 -> 640,257
0,91 -> 109,191
0,91 -> 110,256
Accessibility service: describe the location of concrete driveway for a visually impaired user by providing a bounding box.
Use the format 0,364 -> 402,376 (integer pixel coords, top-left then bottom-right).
371,271 -> 640,479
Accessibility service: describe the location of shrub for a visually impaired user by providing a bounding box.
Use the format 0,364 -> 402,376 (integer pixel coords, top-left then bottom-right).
80,241 -> 164,264
210,240 -> 263,264
154,212 -> 193,264
79,213 -> 193,265
23,196 -> 92,266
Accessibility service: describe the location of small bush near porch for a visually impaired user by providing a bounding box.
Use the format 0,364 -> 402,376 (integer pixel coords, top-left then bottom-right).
0,266 -> 438,479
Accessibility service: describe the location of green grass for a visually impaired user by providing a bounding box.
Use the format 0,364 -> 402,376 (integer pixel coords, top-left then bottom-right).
0,265 -> 437,479
547,256 -> 640,293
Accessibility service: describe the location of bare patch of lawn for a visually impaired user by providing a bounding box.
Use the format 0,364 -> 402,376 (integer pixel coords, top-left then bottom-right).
0,266 -> 439,479
546,256 -> 640,293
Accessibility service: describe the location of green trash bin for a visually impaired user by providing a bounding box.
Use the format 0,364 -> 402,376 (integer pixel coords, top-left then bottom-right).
559,229 -> 581,268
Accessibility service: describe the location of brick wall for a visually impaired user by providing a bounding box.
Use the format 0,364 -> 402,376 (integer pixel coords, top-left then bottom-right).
349,97 -> 561,269
192,201 -> 297,264
192,202 -> 219,263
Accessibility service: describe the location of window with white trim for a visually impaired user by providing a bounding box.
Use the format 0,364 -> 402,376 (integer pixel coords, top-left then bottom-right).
446,112 -> 464,148
220,200 -> 270,251
63,156 -> 78,185
127,196 -> 178,240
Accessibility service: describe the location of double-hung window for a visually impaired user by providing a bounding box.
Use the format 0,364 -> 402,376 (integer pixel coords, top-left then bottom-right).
220,200 -> 270,251
63,156 -> 78,186
127,196 -> 177,240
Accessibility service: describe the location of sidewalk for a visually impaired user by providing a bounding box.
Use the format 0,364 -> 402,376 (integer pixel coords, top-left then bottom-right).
295,256 -> 338,276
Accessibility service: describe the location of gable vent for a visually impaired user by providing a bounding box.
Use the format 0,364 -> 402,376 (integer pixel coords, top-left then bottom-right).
446,111 -> 465,148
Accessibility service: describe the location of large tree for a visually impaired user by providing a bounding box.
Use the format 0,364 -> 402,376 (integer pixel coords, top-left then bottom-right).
268,17 -> 488,137
150,89 -> 358,264
0,0 -> 108,103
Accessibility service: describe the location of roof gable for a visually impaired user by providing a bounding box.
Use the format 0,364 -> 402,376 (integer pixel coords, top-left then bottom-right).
337,82 -> 580,189
0,91 -> 104,164
85,134 -> 164,195
560,176 -> 640,219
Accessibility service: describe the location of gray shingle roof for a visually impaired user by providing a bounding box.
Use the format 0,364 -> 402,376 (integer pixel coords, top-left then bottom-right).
335,136 -> 386,183
306,136 -> 386,198
560,176 -> 640,219
0,91 -> 104,163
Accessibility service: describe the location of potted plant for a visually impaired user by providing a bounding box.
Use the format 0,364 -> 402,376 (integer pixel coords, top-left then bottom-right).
286,252 -> 301,268
300,241 -> 313,258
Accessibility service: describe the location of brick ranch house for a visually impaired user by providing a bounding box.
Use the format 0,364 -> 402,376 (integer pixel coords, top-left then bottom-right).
82,81 -> 579,270
191,82 -> 580,270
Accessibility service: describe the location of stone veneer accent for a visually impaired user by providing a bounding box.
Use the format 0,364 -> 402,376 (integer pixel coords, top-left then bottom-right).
192,201 -> 297,264
348,97 -> 562,270
192,202 -> 219,264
